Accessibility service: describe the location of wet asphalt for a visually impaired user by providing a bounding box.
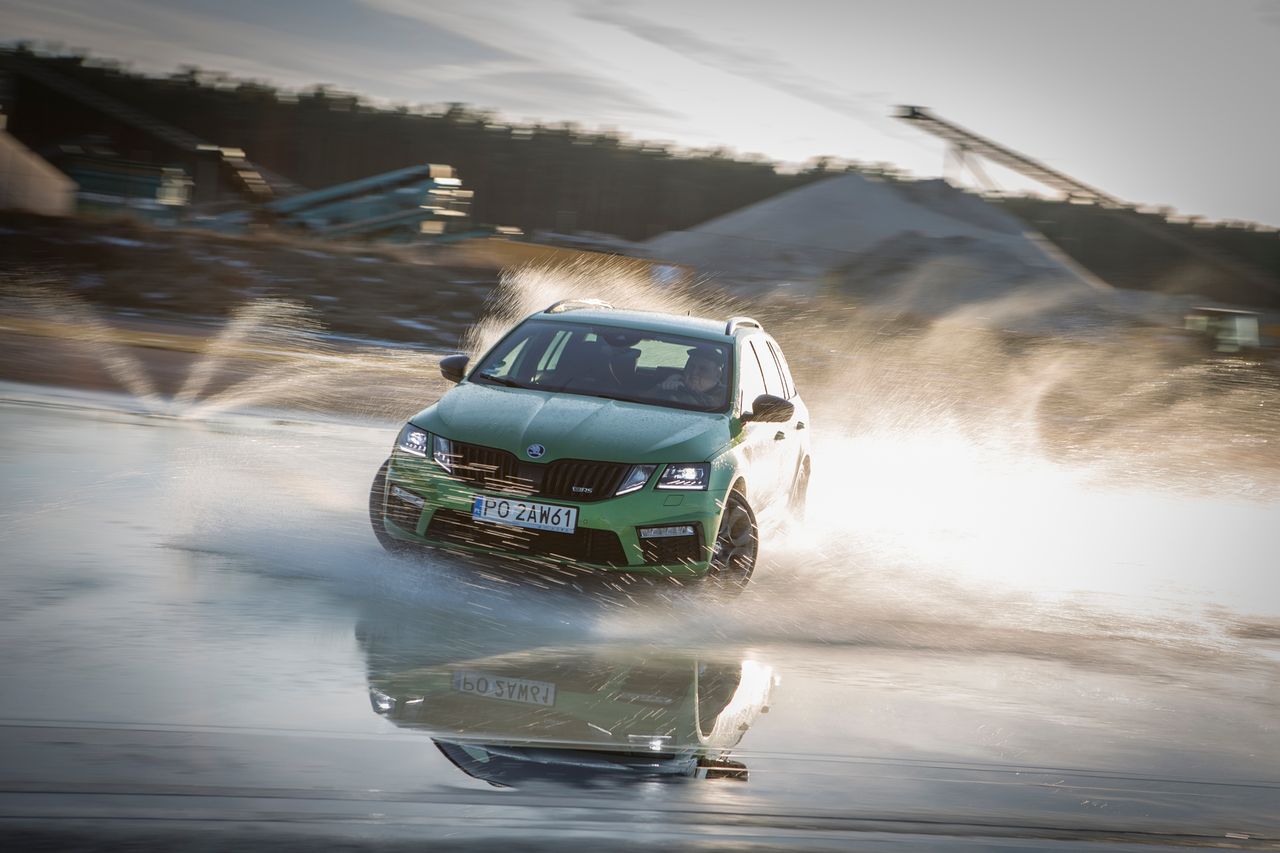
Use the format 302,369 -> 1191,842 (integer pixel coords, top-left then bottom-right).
1,381 -> 1278,851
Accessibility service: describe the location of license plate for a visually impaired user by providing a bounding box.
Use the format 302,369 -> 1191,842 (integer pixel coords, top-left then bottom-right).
471,495 -> 577,534
451,670 -> 557,706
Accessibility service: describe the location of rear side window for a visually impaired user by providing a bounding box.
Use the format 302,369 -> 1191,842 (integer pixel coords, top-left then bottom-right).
748,340 -> 780,397
766,339 -> 796,399
738,341 -> 769,410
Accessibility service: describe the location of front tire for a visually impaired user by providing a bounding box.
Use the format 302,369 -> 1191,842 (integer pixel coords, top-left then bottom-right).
706,491 -> 758,591
369,460 -> 409,554
788,458 -> 810,523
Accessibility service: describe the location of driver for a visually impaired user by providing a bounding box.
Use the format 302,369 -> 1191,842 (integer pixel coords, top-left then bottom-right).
658,347 -> 724,407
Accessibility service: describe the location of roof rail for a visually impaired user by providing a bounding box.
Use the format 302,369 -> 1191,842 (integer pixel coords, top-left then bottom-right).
544,298 -> 614,314
725,316 -> 762,335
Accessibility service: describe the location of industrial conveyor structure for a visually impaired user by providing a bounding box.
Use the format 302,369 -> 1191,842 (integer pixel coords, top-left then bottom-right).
205,162 -> 478,242
895,105 -> 1122,205
896,105 -> 1278,300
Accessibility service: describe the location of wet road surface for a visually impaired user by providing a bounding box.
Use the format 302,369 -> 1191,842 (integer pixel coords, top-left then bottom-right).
1,381 -> 1278,850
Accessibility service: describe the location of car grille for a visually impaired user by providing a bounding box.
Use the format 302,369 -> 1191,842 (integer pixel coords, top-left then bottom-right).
540,459 -> 629,501
425,509 -> 628,566
639,527 -> 704,565
447,441 -> 629,503
449,443 -> 527,493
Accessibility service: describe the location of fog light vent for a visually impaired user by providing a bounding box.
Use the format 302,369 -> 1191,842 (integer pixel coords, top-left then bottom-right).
638,524 -> 702,565
390,485 -> 425,508
638,525 -> 695,539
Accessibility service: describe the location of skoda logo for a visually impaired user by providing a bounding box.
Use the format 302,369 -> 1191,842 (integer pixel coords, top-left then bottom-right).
526,443 -> 546,459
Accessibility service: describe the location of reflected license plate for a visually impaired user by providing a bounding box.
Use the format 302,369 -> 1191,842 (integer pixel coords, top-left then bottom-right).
472,495 -> 577,534
451,670 -> 557,706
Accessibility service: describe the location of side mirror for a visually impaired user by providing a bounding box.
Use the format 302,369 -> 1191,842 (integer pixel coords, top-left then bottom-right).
743,394 -> 794,423
439,354 -> 469,384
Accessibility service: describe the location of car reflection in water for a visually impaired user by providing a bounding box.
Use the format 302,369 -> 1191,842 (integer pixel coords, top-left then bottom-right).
366,645 -> 777,787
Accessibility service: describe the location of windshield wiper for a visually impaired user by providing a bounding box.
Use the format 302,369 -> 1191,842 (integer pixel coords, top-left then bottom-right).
551,389 -> 656,406
473,374 -> 530,390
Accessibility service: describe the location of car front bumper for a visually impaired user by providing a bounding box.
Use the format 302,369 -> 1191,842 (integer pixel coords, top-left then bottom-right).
379,451 -> 723,578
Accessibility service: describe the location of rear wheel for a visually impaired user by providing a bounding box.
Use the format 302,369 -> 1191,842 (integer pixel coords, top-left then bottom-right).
788,458 -> 810,522
706,491 -> 758,591
369,460 -> 409,554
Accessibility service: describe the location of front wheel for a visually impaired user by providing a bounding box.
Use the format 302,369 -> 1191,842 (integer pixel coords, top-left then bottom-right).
369,459 -> 409,554
706,491 -> 758,592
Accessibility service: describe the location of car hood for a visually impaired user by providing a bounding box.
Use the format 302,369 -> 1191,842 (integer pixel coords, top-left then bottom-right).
413,382 -> 730,463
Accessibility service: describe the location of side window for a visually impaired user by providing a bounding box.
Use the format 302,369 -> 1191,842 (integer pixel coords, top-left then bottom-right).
766,340 -> 795,399
748,340 -> 779,397
738,342 -> 769,412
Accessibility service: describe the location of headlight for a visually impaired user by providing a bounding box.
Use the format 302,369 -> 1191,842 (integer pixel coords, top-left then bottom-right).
431,434 -> 456,473
656,463 -> 710,491
396,423 -> 428,457
615,464 -> 656,496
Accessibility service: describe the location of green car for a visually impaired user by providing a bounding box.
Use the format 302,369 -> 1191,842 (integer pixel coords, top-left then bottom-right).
369,299 -> 810,586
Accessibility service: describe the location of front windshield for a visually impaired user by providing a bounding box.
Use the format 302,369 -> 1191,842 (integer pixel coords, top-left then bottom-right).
470,319 -> 732,413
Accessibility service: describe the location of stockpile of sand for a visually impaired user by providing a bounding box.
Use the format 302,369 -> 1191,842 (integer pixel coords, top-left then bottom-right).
641,173 -> 1153,332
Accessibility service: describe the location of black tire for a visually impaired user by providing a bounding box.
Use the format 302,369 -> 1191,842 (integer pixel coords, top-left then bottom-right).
788,458 -> 810,522
706,490 -> 758,591
369,459 -> 409,554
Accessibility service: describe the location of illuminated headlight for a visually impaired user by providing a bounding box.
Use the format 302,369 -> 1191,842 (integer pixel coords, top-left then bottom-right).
638,525 -> 696,539
431,434 -> 456,473
396,423 -> 428,457
615,464 -> 656,496
656,463 -> 709,491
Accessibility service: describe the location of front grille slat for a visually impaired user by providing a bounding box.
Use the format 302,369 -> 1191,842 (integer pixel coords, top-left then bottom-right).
449,441 -> 628,503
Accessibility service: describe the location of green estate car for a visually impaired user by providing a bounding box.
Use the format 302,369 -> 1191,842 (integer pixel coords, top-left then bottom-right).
369,299 -> 810,586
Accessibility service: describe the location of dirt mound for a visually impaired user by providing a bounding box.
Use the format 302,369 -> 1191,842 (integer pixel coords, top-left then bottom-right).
640,174 -> 1153,331
643,173 -> 1075,284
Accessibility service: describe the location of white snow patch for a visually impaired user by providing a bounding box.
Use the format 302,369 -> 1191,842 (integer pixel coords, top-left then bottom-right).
390,318 -> 436,332
94,236 -> 151,248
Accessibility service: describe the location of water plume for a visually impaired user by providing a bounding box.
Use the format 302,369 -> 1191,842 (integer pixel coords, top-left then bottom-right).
462,259 -> 740,358
174,299 -> 319,408
2,282 -> 163,410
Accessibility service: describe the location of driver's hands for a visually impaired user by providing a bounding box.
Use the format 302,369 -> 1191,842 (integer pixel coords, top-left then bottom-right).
659,375 -> 683,391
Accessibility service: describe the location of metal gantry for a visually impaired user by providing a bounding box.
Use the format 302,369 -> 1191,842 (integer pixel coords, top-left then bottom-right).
895,105 -> 1122,205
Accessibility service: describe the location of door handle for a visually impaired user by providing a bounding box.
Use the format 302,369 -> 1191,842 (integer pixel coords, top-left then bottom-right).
774,431 -> 786,441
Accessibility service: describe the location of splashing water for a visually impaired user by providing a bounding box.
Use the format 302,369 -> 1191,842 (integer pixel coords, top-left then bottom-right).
462,260 -> 741,358
471,263 -> 1280,631
1,284 -> 449,423
5,264 -> 1278,639
174,299 -> 321,409
6,284 -> 163,408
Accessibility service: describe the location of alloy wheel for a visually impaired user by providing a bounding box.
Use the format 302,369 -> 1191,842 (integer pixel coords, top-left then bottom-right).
708,492 -> 758,590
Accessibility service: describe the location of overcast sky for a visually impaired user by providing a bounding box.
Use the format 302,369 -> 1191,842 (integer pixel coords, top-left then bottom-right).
4,0 -> 1278,226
